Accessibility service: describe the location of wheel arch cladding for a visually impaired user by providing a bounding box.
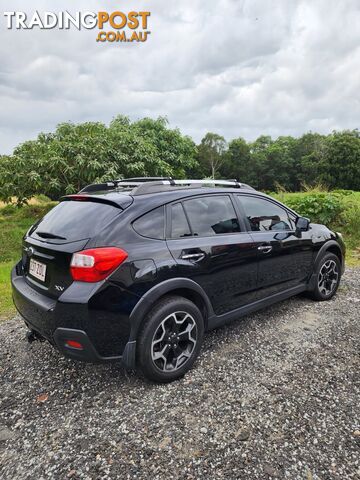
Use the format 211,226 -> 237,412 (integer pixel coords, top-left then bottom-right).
163,288 -> 209,327
128,278 -> 213,340
315,240 -> 343,269
308,241 -> 344,291
326,244 -> 343,265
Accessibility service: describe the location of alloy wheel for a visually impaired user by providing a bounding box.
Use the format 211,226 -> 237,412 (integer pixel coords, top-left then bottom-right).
318,259 -> 339,296
151,311 -> 197,372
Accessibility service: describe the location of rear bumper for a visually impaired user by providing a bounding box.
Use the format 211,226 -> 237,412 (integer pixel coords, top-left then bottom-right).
53,327 -> 136,365
11,264 -> 136,369
12,266 -> 57,342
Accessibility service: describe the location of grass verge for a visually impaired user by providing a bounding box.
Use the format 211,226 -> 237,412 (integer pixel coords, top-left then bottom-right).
0,200 -> 55,321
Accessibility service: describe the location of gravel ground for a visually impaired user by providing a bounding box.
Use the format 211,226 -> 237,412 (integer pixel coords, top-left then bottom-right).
0,269 -> 359,480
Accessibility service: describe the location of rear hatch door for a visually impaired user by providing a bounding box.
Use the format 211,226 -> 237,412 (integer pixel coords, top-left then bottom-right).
23,197 -> 126,298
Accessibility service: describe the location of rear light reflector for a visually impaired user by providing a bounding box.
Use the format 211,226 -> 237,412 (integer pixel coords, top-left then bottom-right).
65,340 -> 84,350
70,247 -> 128,282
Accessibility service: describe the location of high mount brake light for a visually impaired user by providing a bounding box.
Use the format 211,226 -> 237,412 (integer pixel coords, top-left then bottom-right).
65,195 -> 89,201
70,247 -> 128,282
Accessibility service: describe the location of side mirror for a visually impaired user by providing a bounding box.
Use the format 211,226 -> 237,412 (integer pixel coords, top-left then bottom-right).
295,216 -> 310,236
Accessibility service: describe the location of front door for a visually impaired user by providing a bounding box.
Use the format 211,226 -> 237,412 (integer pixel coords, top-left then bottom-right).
235,194 -> 313,299
166,195 -> 258,315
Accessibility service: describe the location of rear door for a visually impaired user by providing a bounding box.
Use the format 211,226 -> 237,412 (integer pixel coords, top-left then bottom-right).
235,194 -> 313,299
166,194 -> 258,315
23,199 -> 123,298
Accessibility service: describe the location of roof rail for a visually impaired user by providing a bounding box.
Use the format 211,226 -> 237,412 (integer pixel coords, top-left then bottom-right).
80,178 -> 253,195
117,177 -> 175,184
128,178 -> 245,195
170,179 -> 242,188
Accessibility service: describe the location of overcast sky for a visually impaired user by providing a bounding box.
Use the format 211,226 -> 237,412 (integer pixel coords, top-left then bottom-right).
0,0 -> 359,154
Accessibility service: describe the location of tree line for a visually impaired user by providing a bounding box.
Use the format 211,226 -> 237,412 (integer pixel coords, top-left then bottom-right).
0,115 -> 359,205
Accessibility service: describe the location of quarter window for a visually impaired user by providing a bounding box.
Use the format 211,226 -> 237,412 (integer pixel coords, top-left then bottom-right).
183,196 -> 240,237
238,196 -> 294,232
133,206 -> 165,239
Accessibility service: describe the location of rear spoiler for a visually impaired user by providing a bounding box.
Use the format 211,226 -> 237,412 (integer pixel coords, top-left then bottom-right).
60,194 -> 127,209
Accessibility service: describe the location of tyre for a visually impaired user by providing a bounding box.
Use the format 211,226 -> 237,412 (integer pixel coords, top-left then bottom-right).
308,252 -> 341,301
137,295 -> 204,383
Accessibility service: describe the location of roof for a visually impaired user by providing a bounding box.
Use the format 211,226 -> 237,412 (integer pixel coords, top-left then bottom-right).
60,178 -> 298,217
79,178 -> 255,196
67,181 -> 257,212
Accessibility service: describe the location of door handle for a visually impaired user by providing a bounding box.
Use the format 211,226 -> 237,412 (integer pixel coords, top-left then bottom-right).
258,245 -> 272,254
181,252 -> 206,262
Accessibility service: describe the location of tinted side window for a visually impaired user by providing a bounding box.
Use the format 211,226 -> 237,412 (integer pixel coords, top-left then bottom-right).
238,196 -> 294,232
183,196 -> 240,237
133,206 -> 165,239
170,203 -> 191,238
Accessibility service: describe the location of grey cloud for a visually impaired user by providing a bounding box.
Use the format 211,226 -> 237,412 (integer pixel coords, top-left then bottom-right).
0,0 -> 359,154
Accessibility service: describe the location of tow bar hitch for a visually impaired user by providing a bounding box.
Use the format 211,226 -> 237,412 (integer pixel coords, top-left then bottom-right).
26,330 -> 45,343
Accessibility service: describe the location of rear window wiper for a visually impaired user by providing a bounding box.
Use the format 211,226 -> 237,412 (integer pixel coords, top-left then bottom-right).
35,231 -> 67,240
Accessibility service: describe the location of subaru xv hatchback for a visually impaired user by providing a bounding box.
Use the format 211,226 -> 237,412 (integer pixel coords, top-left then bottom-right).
11,178 -> 345,382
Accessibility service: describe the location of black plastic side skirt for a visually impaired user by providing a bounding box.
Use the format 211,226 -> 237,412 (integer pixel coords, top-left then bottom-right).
207,284 -> 307,330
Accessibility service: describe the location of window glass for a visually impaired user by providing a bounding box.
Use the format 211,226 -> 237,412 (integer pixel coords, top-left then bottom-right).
170,203 -> 191,238
238,196 -> 294,232
183,196 -> 240,236
31,200 -> 120,242
133,206 -> 165,239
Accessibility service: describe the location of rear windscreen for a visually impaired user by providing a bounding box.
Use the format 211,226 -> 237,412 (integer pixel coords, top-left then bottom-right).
31,201 -> 121,242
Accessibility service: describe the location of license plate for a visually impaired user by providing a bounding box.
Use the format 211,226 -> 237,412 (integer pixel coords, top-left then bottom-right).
29,259 -> 47,282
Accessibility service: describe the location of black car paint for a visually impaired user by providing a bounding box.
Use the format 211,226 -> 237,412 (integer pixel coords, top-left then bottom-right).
11,187 -> 346,369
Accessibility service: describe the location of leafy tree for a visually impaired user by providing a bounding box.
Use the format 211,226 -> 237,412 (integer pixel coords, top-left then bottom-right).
0,117 -> 197,205
243,136 -> 297,191
107,115 -> 159,177
295,133 -> 327,189
221,137 -> 253,183
322,130 -> 360,190
250,135 -> 273,153
0,123 -> 115,204
0,143 -> 48,206
198,133 -> 227,178
247,136 -> 273,190
269,136 -> 297,190
40,122 -> 118,199
109,116 -> 197,178
1,122 -> 360,205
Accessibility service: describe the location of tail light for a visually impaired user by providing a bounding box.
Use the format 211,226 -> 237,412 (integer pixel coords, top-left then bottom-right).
70,247 -> 128,282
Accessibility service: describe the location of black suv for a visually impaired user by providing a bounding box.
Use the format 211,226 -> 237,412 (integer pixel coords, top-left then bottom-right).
11,178 -> 345,382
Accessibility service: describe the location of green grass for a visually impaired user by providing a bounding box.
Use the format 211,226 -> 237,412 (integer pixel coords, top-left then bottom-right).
0,191 -> 359,321
0,262 -> 15,320
0,200 -> 55,320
